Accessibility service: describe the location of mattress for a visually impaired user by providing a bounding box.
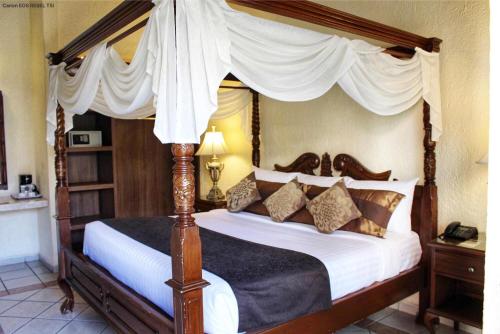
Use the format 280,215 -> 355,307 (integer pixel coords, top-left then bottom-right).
83,209 -> 421,334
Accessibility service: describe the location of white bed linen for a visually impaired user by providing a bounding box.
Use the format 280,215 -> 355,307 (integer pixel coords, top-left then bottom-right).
83,209 -> 421,334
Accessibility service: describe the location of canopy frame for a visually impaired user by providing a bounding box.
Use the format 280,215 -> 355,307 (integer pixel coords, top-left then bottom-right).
51,1 -> 441,333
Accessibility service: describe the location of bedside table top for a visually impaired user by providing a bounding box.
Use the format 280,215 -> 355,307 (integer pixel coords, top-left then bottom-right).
430,232 -> 486,253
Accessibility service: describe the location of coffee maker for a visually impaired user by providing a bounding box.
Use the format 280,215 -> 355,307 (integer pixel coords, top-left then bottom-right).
13,174 -> 40,199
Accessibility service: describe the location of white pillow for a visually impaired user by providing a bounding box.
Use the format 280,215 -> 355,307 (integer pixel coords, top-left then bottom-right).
344,177 -> 419,234
252,166 -> 299,183
297,173 -> 342,188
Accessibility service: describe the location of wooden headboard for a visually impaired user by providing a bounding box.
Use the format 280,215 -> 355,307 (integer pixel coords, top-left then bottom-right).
274,152 -> 427,239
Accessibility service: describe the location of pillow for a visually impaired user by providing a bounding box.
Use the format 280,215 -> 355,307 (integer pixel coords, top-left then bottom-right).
226,172 -> 262,212
253,166 -> 299,183
343,177 -> 418,234
243,180 -> 283,217
306,180 -> 362,234
263,178 -> 307,222
297,173 -> 342,187
339,189 -> 405,237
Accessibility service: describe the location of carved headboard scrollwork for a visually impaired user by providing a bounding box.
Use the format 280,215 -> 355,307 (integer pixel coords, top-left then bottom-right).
333,154 -> 391,181
274,153 -> 320,175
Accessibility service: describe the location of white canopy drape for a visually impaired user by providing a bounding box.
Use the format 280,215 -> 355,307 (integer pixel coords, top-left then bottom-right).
47,0 -> 442,145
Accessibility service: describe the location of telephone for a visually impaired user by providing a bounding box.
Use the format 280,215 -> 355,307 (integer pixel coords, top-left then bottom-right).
440,222 -> 478,241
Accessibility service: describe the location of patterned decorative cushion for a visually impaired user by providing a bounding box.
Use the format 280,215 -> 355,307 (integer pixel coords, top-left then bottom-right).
226,172 -> 262,212
339,189 -> 405,237
306,180 -> 362,233
263,178 -> 307,222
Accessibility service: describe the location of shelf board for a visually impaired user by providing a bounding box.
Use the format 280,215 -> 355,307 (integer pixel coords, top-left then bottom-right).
66,146 -> 113,153
68,182 -> 114,192
429,294 -> 483,328
70,214 -> 108,231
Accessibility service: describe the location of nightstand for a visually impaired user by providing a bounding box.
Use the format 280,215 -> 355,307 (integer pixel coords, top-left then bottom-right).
424,233 -> 485,333
195,198 -> 226,213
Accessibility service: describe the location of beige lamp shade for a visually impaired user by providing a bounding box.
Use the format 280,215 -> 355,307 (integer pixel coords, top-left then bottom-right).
196,126 -> 228,156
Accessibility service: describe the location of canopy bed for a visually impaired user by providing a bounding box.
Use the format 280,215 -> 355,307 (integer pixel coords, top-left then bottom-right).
47,1 -> 441,333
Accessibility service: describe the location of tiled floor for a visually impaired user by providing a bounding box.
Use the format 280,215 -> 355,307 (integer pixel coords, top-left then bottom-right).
0,262 -> 58,296
0,262 -> 473,334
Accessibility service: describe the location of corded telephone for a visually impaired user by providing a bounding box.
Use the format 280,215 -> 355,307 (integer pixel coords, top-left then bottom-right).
440,222 -> 478,241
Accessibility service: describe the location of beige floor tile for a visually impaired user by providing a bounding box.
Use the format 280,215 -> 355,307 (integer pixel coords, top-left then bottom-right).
0,264 -> 27,274
378,310 -> 428,333
37,302 -> 88,321
74,308 -> 104,322
337,325 -> 370,333
100,327 -> 117,334
30,266 -> 50,275
25,261 -> 44,270
27,288 -> 65,302
14,318 -> 68,334
1,301 -> 53,318
3,277 -> 42,291
5,284 -> 45,296
37,273 -> 58,284
0,269 -> 36,281
368,307 -> 397,322
0,301 -> 18,314
0,316 -> 30,334
0,290 -> 40,301
57,320 -> 107,334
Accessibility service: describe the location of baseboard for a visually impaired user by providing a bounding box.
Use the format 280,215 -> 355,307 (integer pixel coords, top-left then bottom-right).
0,254 -> 39,266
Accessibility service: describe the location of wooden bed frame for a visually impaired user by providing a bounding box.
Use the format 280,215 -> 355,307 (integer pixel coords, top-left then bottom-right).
49,1 -> 440,333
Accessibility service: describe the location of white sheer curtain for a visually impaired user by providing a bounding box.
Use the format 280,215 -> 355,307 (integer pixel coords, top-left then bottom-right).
47,0 -> 443,145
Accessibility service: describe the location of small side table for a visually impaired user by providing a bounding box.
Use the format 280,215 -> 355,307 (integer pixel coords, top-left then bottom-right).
424,233 -> 485,333
195,197 -> 226,213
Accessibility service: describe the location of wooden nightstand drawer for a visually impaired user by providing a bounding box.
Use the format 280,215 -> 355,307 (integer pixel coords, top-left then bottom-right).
435,250 -> 484,283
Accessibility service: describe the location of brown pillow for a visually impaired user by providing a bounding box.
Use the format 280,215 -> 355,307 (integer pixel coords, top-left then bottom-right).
306,180 -> 362,233
340,189 -> 405,237
263,178 -> 307,222
226,172 -> 262,212
243,180 -> 283,216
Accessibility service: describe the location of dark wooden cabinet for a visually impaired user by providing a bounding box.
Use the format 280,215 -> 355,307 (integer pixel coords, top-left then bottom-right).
424,234 -> 485,333
195,198 -> 226,213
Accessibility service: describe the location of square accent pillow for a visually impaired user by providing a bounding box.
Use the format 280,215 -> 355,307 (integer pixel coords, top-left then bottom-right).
263,178 -> 306,222
226,172 -> 262,212
306,180 -> 362,234
340,188 -> 405,237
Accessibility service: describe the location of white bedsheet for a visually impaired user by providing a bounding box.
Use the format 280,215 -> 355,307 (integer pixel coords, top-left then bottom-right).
83,209 -> 421,334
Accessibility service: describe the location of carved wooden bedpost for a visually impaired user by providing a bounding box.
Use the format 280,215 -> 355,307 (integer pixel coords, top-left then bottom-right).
54,105 -> 75,313
419,37 -> 441,325
167,144 -> 209,334
251,90 -> 260,167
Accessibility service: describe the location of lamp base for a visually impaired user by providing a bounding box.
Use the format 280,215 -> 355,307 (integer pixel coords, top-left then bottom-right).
206,185 -> 225,201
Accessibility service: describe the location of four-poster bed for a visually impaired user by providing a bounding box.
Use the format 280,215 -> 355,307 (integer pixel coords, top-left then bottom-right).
48,1 -> 441,333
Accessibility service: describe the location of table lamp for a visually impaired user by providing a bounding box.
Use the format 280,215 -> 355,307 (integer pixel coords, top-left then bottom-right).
196,126 -> 228,201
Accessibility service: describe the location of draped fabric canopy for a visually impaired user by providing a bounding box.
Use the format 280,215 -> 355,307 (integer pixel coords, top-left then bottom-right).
46,0 -> 442,145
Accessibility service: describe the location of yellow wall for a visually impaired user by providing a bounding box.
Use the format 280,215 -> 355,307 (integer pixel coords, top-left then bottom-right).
209,0 -> 489,233
0,6 -> 53,265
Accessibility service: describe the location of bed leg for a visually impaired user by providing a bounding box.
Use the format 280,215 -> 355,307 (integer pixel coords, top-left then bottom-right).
57,252 -> 74,314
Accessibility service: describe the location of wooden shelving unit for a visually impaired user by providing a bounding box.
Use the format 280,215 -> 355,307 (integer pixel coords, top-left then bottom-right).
68,182 -> 115,192
66,146 -> 113,153
66,112 -> 115,236
64,112 -> 175,249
